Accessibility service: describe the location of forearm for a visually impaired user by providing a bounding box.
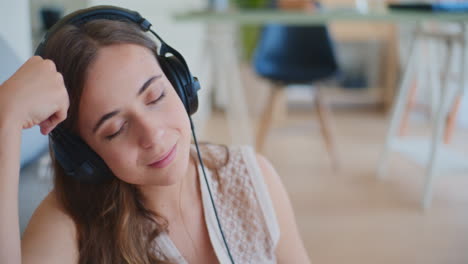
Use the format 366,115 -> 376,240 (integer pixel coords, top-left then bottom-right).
0,114 -> 22,264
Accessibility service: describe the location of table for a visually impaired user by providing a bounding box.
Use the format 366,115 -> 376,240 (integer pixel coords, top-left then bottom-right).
175,9 -> 468,24
174,8 -> 468,146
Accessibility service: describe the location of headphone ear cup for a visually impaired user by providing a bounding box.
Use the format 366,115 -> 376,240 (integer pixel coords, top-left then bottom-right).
49,127 -> 114,184
158,55 -> 199,115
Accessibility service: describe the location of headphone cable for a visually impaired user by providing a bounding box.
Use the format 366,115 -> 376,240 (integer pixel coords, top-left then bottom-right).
189,117 -> 235,264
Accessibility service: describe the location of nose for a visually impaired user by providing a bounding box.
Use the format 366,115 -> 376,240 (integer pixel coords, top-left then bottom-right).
136,112 -> 165,149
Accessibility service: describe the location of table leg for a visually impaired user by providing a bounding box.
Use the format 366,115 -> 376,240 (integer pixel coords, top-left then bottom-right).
382,24 -> 399,112
423,38 -> 458,209
211,24 -> 254,146
377,33 -> 419,179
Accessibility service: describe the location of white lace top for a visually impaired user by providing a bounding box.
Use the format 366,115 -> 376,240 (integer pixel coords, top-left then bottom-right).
154,144 -> 280,263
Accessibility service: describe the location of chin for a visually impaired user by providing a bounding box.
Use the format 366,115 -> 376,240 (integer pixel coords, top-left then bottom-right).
125,141 -> 191,186
127,169 -> 180,187
152,172 -> 181,186
148,150 -> 190,186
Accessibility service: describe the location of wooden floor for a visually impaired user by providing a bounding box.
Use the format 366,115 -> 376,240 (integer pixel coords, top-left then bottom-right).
200,107 -> 468,264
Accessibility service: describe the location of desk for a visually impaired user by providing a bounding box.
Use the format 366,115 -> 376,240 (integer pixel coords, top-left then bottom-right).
174,9 -> 468,146
175,9 -> 468,24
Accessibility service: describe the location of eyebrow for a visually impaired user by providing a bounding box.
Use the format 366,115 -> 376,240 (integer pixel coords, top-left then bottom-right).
92,75 -> 162,134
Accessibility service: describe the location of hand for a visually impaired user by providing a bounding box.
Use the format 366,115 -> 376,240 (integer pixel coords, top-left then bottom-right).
0,56 -> 69,134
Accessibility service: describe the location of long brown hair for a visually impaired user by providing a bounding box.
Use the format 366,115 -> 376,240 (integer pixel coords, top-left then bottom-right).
42,19 -> 172,263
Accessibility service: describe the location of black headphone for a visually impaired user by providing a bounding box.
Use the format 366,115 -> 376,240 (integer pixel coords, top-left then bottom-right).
35,5 -> 201,184
36,7 -> 236,263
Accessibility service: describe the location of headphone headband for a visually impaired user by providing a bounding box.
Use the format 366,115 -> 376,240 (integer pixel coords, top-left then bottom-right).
35,6 -> 151,56
34,6 -> 193,83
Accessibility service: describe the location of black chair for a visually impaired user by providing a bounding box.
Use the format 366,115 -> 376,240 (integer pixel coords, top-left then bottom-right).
252,23 -> 340,169
40,7 -> 63,31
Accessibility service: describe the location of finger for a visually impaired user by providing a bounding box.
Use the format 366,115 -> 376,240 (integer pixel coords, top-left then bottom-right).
54,103 -> 68,125
39,114 -> 58,135
39,118 -> 54,135
39,123 -> 50,135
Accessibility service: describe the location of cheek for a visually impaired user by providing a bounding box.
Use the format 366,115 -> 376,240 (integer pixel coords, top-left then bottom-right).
98,145 -> 136,177
166,92 -> 192,134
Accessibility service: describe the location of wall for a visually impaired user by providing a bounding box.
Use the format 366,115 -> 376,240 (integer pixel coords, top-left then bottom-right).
29,0 -> 87,47
0,0 -> 50,170
0,0 -> 32,61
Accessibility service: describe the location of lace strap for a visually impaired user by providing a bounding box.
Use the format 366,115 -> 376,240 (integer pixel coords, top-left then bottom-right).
205,145 -> 279,263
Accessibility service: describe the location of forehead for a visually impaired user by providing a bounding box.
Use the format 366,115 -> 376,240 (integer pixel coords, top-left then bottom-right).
78,44 -> 160,123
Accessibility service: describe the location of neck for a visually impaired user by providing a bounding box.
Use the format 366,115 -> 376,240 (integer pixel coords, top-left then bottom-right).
137,153 -> 199,222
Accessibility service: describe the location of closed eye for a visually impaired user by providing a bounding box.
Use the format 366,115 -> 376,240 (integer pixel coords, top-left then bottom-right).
148,91 -> 166,105
105,122 -> 127,141
105,91 -> 165,141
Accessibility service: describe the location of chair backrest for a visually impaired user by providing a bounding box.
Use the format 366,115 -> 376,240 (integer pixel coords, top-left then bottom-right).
253,24 -> 339,84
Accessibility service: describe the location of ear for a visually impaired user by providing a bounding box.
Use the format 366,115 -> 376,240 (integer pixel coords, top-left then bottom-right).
158,55 -> 199,116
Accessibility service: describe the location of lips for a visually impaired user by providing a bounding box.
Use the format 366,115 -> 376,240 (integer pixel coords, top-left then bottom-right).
147,144 -> 177,169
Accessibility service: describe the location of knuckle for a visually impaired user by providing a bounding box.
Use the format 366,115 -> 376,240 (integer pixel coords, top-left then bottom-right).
55,72 -> 64,83
31,55 -> 42,62
43,59 -> 57,71
62,94 -> 70,109
60,108 -> 68,121
61,86 -> 69,99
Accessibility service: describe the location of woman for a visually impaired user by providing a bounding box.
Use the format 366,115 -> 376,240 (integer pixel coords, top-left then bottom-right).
0,6 -> 310,264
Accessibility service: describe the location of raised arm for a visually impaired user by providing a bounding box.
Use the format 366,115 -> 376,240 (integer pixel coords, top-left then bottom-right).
0,104 -> 23,263
0,56 -> 69,263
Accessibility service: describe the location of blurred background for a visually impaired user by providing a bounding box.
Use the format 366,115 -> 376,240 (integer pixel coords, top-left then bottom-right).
1,0 -> 468,263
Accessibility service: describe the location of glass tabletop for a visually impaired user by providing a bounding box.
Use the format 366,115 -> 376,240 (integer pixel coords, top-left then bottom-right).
174,9 -> 468,25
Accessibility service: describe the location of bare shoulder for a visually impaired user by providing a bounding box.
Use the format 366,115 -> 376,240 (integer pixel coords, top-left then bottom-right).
254,153 -> 288,211
21,190 -> 79,264
255,154 -> 281,190
255,153 -> 311,264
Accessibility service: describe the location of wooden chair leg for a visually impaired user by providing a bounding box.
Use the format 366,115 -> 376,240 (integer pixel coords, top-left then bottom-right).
256,83 -> 283,153
444,95 -> 462,144
314,87 -> 340,171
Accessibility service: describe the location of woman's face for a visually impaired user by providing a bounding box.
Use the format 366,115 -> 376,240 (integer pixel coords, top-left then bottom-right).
77,43 -> 192,186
